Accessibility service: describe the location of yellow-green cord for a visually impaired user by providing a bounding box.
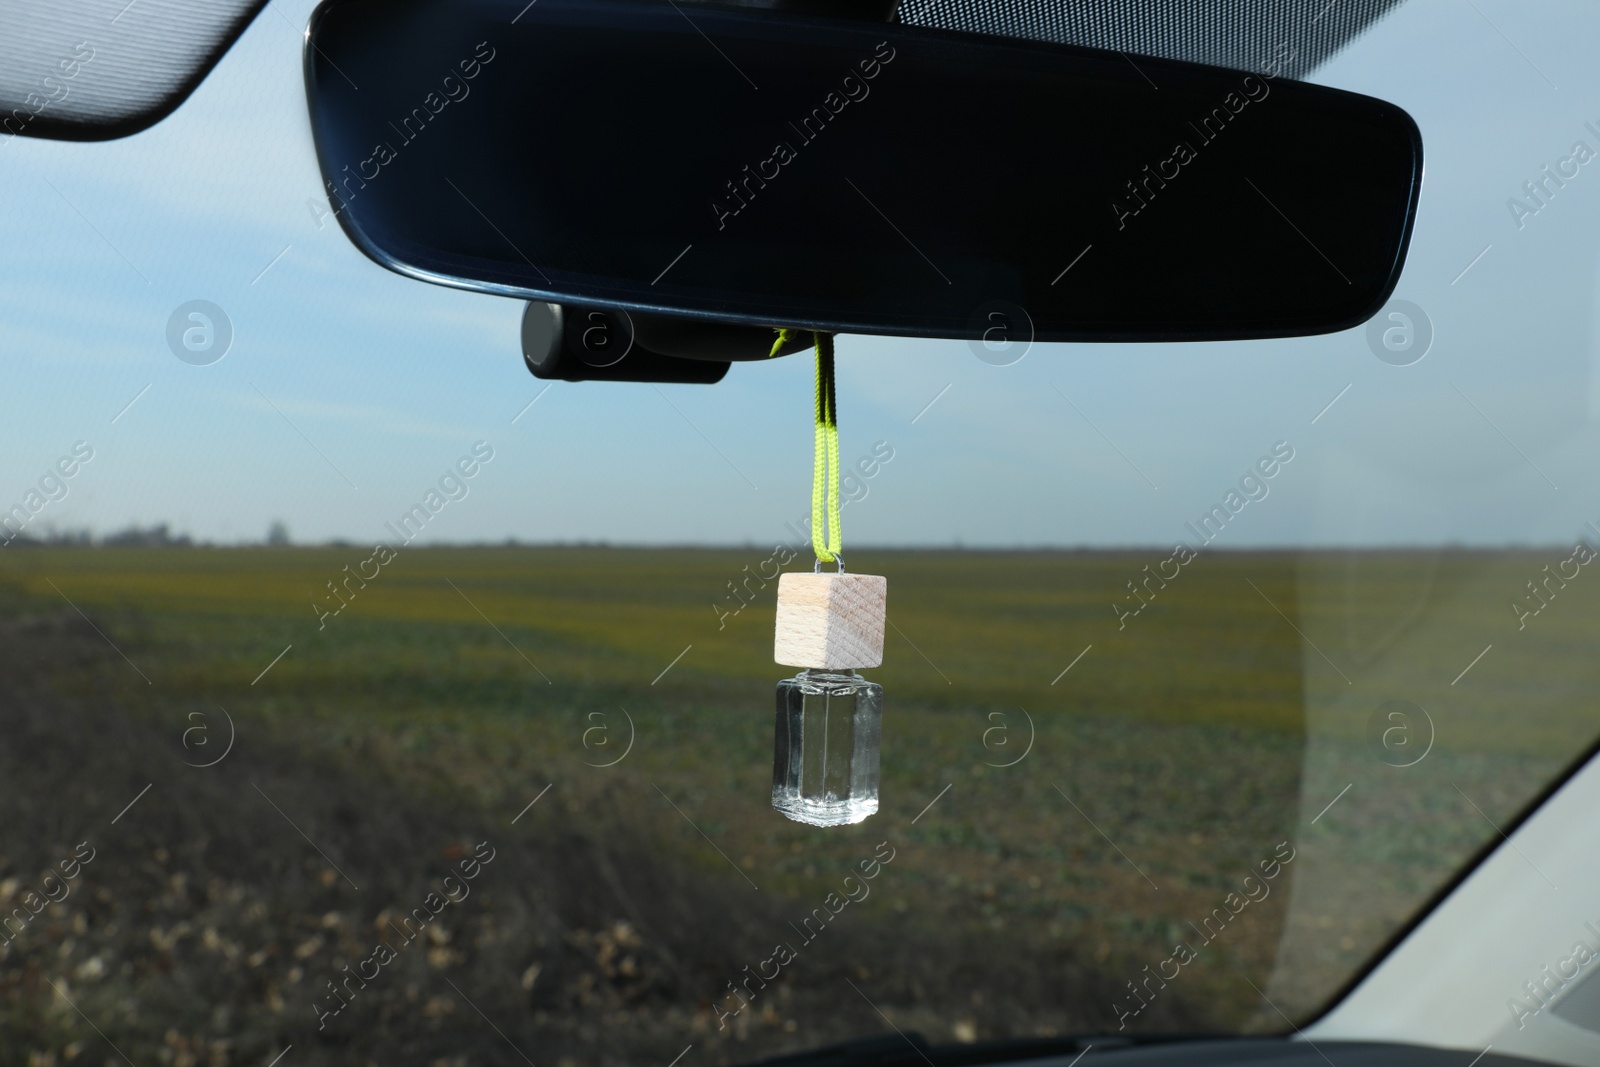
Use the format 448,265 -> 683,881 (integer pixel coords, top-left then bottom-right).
812,333 -> 841,564
769,328 -> 842,564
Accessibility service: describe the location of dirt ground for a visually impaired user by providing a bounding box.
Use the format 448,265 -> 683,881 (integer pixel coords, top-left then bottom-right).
0,606 -> 1209,1067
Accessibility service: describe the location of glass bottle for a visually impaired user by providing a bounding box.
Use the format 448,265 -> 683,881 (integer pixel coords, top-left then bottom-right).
772,668 -> 883,827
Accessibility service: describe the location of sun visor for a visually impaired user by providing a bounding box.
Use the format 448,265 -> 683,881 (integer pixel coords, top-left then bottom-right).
0,0 -> 266,141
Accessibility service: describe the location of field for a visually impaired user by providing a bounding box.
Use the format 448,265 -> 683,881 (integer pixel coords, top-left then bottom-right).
0,545 -> 1594,1066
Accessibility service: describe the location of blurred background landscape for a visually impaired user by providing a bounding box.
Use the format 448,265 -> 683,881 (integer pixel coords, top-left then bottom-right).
0,542 -> 1591,1067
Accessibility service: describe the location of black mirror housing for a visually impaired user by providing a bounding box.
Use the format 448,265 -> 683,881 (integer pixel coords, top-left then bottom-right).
306,0 -> 1421,344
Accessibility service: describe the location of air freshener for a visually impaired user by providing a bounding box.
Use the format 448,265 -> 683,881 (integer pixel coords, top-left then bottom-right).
770,334 -> 888,827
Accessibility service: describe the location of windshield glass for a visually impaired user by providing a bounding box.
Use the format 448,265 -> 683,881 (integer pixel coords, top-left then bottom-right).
3,0 -> 1600,1063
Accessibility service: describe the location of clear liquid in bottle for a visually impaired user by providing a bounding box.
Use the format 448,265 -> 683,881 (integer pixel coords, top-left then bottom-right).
772,668 -> 883,827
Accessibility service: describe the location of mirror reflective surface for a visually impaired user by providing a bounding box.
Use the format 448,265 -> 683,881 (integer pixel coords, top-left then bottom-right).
305,0 -> 1422,342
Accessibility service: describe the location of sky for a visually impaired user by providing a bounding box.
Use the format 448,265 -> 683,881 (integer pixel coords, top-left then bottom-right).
2,0 -> 1599,548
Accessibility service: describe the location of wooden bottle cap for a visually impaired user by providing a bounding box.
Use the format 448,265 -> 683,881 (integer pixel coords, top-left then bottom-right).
774,572 -> 887,669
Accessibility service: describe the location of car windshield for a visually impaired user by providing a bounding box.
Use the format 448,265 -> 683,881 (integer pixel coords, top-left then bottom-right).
3,0 -> 1599,1064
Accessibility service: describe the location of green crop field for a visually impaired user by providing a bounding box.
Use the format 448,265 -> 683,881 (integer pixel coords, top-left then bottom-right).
0,545 -> 1593,1066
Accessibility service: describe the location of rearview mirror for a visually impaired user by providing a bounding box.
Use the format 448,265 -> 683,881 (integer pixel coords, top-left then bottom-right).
305,0 -> 1422,343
